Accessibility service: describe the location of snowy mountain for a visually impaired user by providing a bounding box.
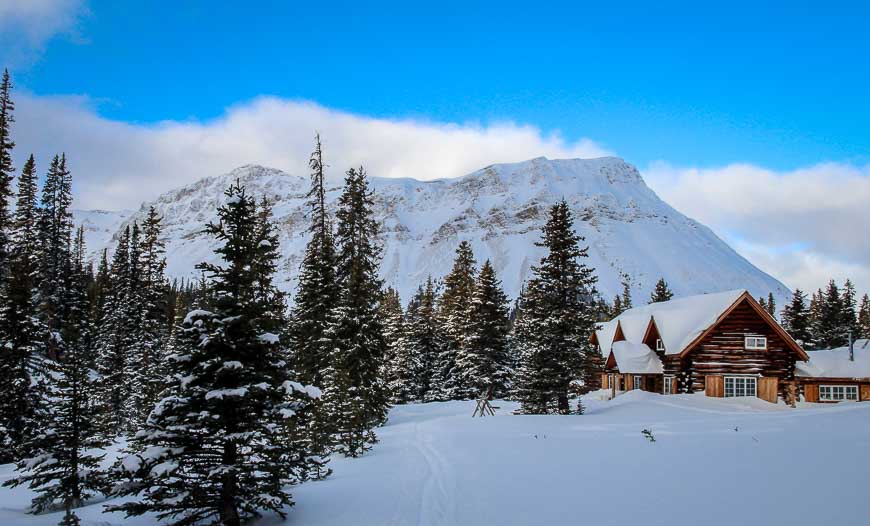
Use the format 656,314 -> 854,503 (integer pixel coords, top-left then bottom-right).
73,208 -> 133,259
79,157 -> 790,305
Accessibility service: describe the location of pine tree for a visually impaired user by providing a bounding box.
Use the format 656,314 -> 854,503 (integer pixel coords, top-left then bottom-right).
429,241 -> 476,400
37,154 -> 75,356
127,208 -> 170,429
758,296 -> 768,312
766,292 -> 776,318
0,155 -> 47,462
322,166 -> 388,456
611,294 -> 624,317
406,277 -> 442,402
513,201 -> 598,414
841,279 -> 858,339
858,294 -> 870,339
457,260 -> 512,398
817,280 -> 845,349
0,69 -> 16,268
380,288 -> 409,403
109,182 -> 318,526
94,226 -> 137,436
619,274 -> 633,311
290,134 -> 339,388
781,289 -> 813,347
648,277 -> 674,304
4,232 -> 107,521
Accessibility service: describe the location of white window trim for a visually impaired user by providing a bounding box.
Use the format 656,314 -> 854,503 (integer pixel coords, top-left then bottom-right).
633,375 -> 643,390
819,385 -> 859,402
724,375 -> 758,398
745,336 -> 768,350
663,376 -> 674,395
656,338 -> 665,351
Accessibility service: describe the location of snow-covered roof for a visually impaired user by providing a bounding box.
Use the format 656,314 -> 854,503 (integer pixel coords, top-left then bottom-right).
796,340 -> 870,379
610,341 -> 663,374
598,289 -> 748,356
594,319 -> 619,354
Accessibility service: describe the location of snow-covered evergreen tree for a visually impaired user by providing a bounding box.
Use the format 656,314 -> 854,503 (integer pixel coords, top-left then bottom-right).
766,292 -> 776,318
37,154 -> 75,358
513,200 -> 598,414
648,277 -> 674,304
406,277 -> 442,402
380,287 -> 409,403
0,155 -> 47,462
108,182 -> 318,526
429,241 -> 476,401
781,289 -> 813,347
0,69 -> 16,268
127,208 -> 170,429
4,231 -> 107,523
858,293 -> 870,339
457,260 -> 512,398
816,280 -> 845,349
322,166 -> 388,456
841,279 -> 858,338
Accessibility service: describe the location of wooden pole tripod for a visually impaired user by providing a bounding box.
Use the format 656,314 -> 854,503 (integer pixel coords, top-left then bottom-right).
472,386 -> 497,417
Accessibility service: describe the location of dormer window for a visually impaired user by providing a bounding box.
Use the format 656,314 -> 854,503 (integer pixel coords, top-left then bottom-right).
656,338 -> 664,352
745,336 -> 767,350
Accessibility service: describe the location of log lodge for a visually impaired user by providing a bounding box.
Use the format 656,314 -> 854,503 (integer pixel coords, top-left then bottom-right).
592,289 -> 813,404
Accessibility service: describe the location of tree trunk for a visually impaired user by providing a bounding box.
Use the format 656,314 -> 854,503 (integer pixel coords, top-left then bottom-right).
220,441 -> 240,526
557,391 -> 570,414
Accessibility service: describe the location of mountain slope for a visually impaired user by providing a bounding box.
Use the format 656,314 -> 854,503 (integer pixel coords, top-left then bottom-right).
83,157 -> 790,305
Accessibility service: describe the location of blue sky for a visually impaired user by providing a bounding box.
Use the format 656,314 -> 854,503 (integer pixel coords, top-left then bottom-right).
9,0 -> 870,169
1,0 -> 869,293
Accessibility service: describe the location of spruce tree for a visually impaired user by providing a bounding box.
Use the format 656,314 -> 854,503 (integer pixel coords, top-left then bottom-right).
0,155 -> 47,462
858,294 -> 870,339
457,260 -> 512,398
290,134 -> 339,387
37,154 -> 75,356
127,208 -> 170,429
817,280 -> 845,348
513,200 -> 598,414
380,288 -> 409,403
4,231 -> 107,522
408,277 -> 442,402
109,182 -> 318,526
766,292 -> 776,318
781,289 -> 813,347
841,279 -> 858,338
619,274 -> 633,311
0,69 -> 16,268
322,166 -> 388,456
94,226 -> 136,436
430,241 -> 476,400
648,277 -> 674,304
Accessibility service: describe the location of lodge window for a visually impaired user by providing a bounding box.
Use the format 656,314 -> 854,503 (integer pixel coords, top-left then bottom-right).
724,376 -> 757,397
819,385 -> 858,401
663,376 -> 674,395
744,336 -> 767,350
656,338 -> 664,352
608,374 -> 614,389
633,375 -> 643,390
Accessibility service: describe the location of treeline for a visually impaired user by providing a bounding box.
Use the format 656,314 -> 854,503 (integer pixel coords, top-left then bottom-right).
779,280 -> 870,350
0,70 -> 605,526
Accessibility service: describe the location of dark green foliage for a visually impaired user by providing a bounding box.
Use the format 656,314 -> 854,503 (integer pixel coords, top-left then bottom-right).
429,241 -> 476,401
4,232 -> 107,518
399,277 -> 442,402
108,182 -> 317,526
458,260 -> 512,398
0,69 -> 16,267
782,289 -> 813,347
859,294 -> 870,339
648,277 -> 674,304
513,201 -> 599,414
322,166 -> 388,456
0,155 -> 47,462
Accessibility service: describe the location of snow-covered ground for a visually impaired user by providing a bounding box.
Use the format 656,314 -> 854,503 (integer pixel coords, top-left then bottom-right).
2,392 -> 867,525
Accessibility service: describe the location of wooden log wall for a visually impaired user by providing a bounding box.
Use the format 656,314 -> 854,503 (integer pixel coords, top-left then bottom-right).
672,301 -> 800,400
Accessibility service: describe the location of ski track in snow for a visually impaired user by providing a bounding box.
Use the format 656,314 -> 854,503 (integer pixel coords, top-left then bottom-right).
413,421 -> 457,526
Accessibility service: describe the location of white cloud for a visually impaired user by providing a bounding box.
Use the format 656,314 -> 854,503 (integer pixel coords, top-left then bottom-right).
0,0 -> 88,64
11,93 -> 612,210
644,161 -> 870,295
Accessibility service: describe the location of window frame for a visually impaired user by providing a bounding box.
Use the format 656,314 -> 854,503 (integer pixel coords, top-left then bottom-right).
819,385 -> 859,401
633,375 -> 643,390
656,338 -> 665,352
744,336 -> 768,350
663,376 -> 674,395
724,375 -> 758,398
